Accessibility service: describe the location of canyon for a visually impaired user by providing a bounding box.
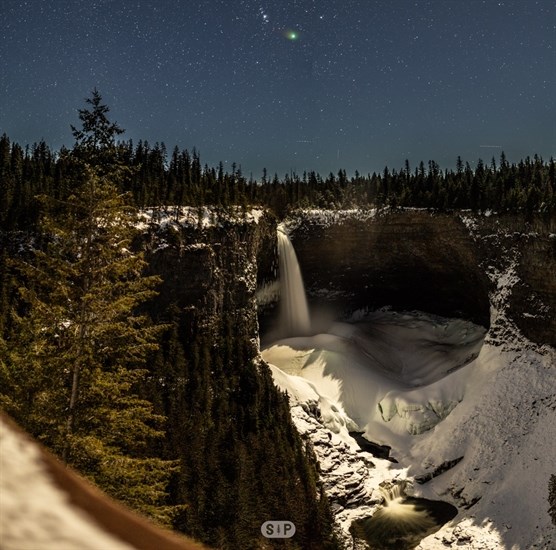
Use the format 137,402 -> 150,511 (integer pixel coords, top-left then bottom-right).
256,209 -> 555,549
3,207 -> 554,550
144,207 -> 555,548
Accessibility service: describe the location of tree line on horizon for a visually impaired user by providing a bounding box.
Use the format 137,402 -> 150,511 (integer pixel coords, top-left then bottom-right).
1,130 -> 554,231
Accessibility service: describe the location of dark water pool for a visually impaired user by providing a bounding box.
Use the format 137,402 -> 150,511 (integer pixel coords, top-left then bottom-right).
350,496 -> 458,550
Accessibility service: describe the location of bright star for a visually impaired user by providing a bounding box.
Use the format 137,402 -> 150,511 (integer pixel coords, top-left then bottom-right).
258,7 -> 269,25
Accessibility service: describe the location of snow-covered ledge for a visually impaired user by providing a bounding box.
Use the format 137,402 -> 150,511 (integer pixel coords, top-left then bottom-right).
0,414 -> 208,550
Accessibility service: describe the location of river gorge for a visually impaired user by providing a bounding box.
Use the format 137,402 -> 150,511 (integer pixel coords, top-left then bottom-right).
142,207 -> 555,549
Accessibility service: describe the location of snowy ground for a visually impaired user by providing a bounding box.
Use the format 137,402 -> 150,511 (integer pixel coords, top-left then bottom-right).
282,208 -> 378,232
262,310 -> 556,549
136,206 -> 266,232
0,418 -> 134,550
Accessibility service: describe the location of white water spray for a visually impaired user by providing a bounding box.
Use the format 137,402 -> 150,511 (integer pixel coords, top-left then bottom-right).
349,481 -> 441,549
375,482 -> 436,532
277,226 -> 311,337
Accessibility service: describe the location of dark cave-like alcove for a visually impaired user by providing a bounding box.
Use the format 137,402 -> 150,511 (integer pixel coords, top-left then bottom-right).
258,212 -> 491,332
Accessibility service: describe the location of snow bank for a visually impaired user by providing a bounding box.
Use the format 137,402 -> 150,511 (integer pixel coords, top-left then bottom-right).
0,418 -> 133,550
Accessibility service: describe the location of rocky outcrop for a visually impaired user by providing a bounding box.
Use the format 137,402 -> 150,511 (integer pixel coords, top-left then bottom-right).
415,456 -> 464,484
288,405 -> 381,514
462,213 -> 555,347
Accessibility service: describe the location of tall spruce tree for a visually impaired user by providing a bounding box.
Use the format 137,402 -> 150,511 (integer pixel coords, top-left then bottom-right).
0,91 -> 177,524
71,88 -> 125,166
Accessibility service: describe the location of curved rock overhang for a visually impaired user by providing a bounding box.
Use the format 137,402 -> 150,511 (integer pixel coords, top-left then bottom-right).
287,211 -> 491,328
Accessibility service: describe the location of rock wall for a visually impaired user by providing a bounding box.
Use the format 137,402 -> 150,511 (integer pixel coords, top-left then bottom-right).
464,214 -> 555,347
285,210 -> 491,328
143,210 -> 276,336
270,210 -> 555,347
139,209 -> 340,549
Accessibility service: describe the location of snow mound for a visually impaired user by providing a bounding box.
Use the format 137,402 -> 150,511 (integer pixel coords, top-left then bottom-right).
0,418 -> 133,550
263,312 -> 485,442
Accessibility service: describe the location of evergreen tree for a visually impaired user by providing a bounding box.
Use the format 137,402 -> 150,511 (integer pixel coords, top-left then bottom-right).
71,88 -> 124,166
0,91 -> 177,525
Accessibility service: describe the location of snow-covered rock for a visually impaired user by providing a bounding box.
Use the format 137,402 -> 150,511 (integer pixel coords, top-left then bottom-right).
264,314 -> 555,548
263,209 -> 555,548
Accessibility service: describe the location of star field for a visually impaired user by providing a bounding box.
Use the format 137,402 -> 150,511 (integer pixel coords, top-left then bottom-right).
1,0 -> 554,177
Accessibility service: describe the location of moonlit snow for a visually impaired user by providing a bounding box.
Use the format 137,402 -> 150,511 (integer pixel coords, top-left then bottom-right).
263,311 -> 486,444
262,224 -> 556,549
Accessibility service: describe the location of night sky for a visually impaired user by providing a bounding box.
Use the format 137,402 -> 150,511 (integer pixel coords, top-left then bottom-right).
1,0 -> 554,177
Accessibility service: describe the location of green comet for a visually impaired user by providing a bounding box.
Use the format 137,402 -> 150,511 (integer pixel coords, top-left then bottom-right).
284,29 -> 299,41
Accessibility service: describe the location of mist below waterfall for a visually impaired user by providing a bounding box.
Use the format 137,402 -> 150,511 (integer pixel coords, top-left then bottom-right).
350,482 -> 457,550
263,312 -> 486,448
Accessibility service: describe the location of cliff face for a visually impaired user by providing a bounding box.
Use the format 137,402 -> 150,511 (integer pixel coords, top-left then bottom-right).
282,210 -> 491,328
262,210 -> 555,548
464,214 -> 556,346
140,209 -> 339,550
277,210 -> 554,346
513,235 -> 555,345
143,210 -> 276,339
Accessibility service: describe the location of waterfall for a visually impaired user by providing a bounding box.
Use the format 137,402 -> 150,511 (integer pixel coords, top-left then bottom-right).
350,480 -> 445,549
379,482 -> 406,504
277,226 -> 311,337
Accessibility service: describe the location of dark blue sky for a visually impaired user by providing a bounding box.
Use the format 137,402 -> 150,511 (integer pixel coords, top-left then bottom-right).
1,0 -> 554,177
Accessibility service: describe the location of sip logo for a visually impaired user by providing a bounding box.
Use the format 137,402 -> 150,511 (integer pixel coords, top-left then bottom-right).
261,520 -> 296,539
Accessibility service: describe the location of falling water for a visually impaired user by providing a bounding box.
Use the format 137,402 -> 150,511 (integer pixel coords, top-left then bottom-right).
350,481 -> 457,549
376,483 -> 436,530
277,226 -> 311,337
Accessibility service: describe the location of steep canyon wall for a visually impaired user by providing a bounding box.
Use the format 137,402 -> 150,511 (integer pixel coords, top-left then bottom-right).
260,210 -> 554,347
140,210 -> 338,550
